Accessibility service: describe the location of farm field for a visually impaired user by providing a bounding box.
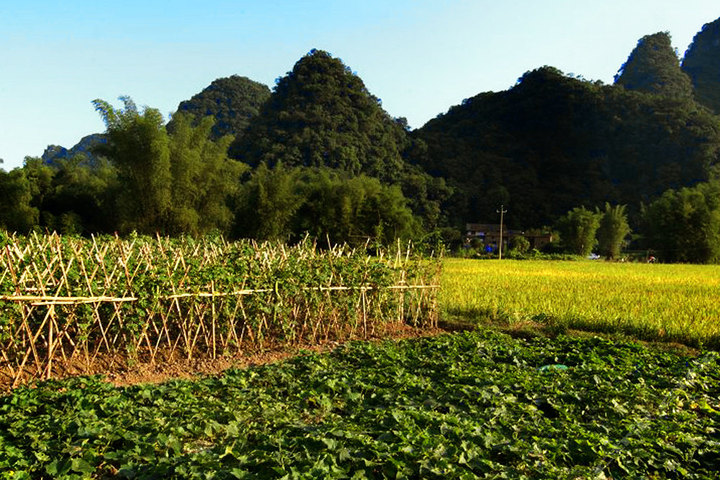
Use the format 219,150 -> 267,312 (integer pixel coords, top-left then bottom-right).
1,329 -> 719,478
3,252 -> 720,478
441,258 -> 720,349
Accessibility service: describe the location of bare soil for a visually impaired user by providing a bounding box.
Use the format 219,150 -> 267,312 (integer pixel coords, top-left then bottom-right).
1,323 -> 448,392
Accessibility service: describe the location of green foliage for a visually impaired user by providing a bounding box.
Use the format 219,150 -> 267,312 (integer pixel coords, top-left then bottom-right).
234,162 -> 303,241
0,232 -> 440,383
233,49 -> 408,181
89,98 -> 247,237
615,32 -> 694,99
415,66 -> 720,229
0,154 -> 119,235
642,180 -> 720,263
682,17 -> 720,113
294,169 -> 420,246
37,155 -> 119,234
0,167 -> 39,232
397,169 -> 451,231
234,165 -> 421,245
556,206 -> 600,256
509,235 -> 530,254
0,330 -> 718,478
166,112 -> 248,235
168,75 -> 271,141
596,203 -> 631,259
93,96 -> 173,234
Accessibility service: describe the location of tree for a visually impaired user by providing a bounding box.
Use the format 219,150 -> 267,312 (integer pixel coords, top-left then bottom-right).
166,112 -> 247,236
93,97 -> 172,234
556,206 -> 601,256
21,157 -> 55,227
615,32 -> 694,99
38,155 -> 119,234
0,167 -> 39,232
295,169 -> 419,245
233,162 -> 303,241
596,203 -> 631,259
509,235 -> 530,254
642,181 -> 720,263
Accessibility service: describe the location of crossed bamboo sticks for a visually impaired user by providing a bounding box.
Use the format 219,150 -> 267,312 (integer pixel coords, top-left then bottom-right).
0,233 -> 440,389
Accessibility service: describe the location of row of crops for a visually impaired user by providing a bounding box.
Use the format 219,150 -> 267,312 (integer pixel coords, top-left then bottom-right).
0,232 -> 440,389
1,328 -> 718,478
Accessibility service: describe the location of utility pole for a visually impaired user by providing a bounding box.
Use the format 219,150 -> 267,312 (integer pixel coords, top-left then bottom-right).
497,204 -> 507,260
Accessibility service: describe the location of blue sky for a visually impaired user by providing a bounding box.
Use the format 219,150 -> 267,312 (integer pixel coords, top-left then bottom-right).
1,0 -> 719,170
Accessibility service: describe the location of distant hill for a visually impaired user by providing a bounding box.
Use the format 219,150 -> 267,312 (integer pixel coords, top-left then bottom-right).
168,75 -> 271,141
682,17 -> 720,113
41,133 -> 106,166
231,49 -> 410,181
414,66 -> 720,228
228,49 -> 450,231
614,31 -> 693,99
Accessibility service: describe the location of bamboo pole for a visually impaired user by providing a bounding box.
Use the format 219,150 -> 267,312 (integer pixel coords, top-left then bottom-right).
211,280 -> 216,359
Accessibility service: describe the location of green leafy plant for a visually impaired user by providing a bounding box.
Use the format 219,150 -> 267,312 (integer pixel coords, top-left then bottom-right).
0,329 -> 717,478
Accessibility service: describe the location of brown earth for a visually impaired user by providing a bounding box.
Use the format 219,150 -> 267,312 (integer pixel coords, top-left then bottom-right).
1,323 -> 449,392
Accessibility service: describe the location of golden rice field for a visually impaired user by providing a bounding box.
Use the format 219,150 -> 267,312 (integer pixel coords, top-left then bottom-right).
441,258 -> 720,348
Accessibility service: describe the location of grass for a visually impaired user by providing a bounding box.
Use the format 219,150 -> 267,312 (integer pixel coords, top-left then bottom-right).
440,258 -> 720,349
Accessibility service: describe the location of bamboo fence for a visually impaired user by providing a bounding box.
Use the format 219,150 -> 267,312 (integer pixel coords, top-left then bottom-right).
0,233 -> 440,388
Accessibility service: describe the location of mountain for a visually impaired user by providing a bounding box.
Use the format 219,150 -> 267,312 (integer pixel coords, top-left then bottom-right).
414,66 -> 720,229
231,49 -> 410,181
614,32 -> 693,99
682,17 -> 720,113
41,133 -> 106,165
168,75 -> 271,140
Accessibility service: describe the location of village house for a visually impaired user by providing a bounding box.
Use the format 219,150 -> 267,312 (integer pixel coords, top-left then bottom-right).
465,223 -> 553,251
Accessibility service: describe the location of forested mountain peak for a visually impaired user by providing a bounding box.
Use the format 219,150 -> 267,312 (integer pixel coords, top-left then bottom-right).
416,66 -> 720,228
614,32 -> 693,99
168,75 -> 271,140
231,49 -> 408,180
682,17 -> 720,113
41,133 -> 106,166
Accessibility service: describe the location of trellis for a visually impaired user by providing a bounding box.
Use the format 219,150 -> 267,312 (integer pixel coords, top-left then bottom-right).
0,233 -> 440,388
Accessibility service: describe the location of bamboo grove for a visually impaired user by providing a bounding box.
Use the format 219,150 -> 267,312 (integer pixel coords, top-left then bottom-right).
0,233 -> 440,389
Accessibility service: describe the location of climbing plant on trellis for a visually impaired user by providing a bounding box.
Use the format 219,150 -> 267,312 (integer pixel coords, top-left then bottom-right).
0,232 -> 440,388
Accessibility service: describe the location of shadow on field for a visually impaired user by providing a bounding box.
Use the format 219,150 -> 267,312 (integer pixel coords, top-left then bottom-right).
441,306 -> 707,357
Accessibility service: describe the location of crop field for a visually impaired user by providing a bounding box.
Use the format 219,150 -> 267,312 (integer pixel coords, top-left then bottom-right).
2,249 -> 720,478
441,258 -> 720,349
1,329 -> 719,478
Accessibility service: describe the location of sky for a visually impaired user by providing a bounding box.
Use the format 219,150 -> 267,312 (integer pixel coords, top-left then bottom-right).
1,0 -> 719,171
